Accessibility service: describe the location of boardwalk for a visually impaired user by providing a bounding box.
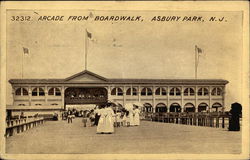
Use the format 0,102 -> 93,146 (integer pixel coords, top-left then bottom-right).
6,118 -> 241,154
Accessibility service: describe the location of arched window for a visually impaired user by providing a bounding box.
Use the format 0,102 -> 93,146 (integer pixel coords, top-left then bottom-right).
32,88 -> 45,96
198,87 -> 209,96
184,103 -> 195,112
184,88 -> 195,96
211,87 -> 222,96
141,87 -> 152,96
198,103 -> 208,112
15,88 -> 28,96
48,87 -> 61,96
156,103 -> 167,112
155,87 -> 167,95
169,87 -> 181,96
212,102 -> 223,112
111,87 -> 123,96
126,88 -> 137,95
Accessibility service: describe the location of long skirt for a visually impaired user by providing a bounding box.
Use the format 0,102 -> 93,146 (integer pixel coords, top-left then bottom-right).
104,116 -> 114,133
97,116 -> 106,133
134,113 -> 140,126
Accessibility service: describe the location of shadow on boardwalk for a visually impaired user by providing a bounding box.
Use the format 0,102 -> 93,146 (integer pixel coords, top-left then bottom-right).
6,118 -> 241,154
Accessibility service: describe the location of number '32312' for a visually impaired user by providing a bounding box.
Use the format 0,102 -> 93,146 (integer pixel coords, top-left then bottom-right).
11,16 -> 31,21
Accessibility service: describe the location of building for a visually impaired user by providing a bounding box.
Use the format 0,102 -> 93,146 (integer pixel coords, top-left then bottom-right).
8,70 -> 228,116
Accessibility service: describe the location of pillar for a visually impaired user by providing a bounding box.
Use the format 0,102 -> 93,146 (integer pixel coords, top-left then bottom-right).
28,86 -> 32,106
209,86 -> 212,112
152,86 -> 155,113
45,86 -> 48,105
222,86 -> 226,112
123,86 -> 126,106
181,86 -> 184,112
167,86 -> 169,112
61,86 -> 65,110
138,86 -> 141,102
195,86 -> 198,112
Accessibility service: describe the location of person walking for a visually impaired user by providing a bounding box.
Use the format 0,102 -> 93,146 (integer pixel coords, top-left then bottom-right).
103,103 -> 115,133
134,106 -> 140,126
96,105 -> 106,134
94,105 -> 101,126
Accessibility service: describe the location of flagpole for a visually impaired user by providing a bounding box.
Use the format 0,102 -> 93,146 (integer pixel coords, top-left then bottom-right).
85,29 -> 88,70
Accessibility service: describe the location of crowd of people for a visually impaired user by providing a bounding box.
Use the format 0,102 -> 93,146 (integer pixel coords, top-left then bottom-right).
63,102 -> 141,134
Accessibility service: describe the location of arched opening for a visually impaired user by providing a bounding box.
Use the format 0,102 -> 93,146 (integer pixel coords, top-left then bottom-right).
184,88 -> 195,96
212,102 -> 223,112
111,87 -> 123,96
141,88 -> 152,96
126,88 -> 137,96
155,87 -> 167,96
184,103 -> 195,112
169,103 -> 181,112
198,103 -> 208,112
198,87 -> 209,96
211,87 -> 222,96
170,87 -> 181,96
48,87 -> 61,96
155,103 -> 167,113
144,103 -> 153,112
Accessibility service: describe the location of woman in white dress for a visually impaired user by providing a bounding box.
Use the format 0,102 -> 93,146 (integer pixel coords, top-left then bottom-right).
134,106 -> 140,126
129,109 -> 135,126
104,104 -> 115,133
96,105 -> 107,134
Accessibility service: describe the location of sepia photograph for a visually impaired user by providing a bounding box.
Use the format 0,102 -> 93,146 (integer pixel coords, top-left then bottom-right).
0,1 -> 249,160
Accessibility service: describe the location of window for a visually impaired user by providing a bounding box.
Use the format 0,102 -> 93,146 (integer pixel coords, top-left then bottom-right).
198,88 -> 209,96
126,88 -> 137,95
141,87 -> 152,96
15,88 -> 28,96
48,87 -> 61,96
16,88 -> 21,95
170,87 -> 181,96
155,87 -> 167,95
211,87 -> 222,96
32,88 -> 45,96
184,88 -> 195,96
111,87 -> 123,96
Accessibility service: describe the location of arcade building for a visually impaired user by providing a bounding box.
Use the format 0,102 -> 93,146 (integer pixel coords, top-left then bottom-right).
8,70 -> 228,116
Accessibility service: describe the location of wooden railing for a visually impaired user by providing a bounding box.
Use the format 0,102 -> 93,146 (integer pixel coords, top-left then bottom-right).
142,112 -> 241,129
5,117 -> 45,137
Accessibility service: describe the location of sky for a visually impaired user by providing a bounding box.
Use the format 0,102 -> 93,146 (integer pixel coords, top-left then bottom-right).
6,10 -> 243,108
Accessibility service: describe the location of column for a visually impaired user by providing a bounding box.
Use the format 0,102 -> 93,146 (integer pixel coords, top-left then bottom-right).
28,86 -> 32,106
12,88 -> 15,105
123,86 -> 126,106
195,86 -> 198,112
107,86 -> 111,100
167,86 -> 169,112
209,86 -> 212,112
138,86 -> 141,102
222,86 -> 226,112
181,86 -> 184,112
152,86 -> 155,113
45,86 -> 48,105
61,86 -> 65,110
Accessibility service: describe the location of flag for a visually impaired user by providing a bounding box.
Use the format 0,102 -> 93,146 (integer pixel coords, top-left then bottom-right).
23,47 -> 29,54
86,29 -> 92,39
196,45 -> 203,54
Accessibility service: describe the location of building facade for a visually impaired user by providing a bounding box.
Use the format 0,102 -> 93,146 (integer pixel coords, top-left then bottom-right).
9,70 -> 229,113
